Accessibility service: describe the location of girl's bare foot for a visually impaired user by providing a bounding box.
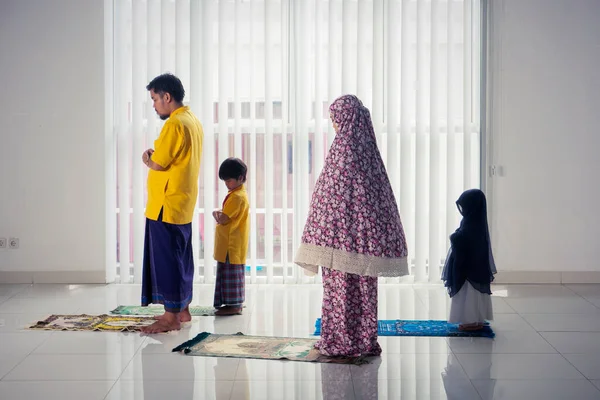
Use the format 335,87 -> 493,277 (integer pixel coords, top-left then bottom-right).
458,323 -> 484,331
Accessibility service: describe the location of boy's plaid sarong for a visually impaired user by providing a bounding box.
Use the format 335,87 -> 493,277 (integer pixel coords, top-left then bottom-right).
213,257 -> 245,307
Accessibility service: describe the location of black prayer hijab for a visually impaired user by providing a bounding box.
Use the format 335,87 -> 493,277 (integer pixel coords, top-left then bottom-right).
441,189 -> 497,297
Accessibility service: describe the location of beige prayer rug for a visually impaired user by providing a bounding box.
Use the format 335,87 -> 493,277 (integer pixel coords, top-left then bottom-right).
172,332 -> 369,365
28,314 -> 155,332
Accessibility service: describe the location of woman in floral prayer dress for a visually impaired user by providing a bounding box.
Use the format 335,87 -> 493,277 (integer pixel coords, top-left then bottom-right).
295,94 -> 409,357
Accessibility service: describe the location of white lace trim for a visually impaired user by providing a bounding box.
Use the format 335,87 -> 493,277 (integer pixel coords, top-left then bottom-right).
294,243 -> 409,278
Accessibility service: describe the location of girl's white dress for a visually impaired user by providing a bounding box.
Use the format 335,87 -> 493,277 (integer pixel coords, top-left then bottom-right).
448,280 -> 493,324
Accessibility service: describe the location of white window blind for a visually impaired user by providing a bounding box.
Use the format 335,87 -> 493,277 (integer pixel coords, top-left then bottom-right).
112,0 -> 481,284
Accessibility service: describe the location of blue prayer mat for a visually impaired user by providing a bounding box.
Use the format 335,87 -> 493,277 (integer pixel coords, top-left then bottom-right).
314,318 -> 495,338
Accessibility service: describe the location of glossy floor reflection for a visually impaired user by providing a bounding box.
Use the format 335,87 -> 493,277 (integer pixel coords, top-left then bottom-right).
0,283 -> 600,399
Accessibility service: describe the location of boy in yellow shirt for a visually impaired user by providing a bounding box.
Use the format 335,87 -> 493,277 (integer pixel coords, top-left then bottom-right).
213,158 -> 250,316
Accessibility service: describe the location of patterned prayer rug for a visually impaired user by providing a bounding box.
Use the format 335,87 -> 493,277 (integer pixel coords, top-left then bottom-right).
314,319 -> 495,338
172,332 -> 369,364
111,305 -> 216,316
28,314 -> 155,332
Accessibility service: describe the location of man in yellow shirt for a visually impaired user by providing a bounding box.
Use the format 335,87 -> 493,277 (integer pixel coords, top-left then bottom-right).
140,73 -> 203,333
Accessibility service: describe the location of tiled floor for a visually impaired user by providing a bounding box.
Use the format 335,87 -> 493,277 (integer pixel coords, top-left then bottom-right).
0,283 -> 600,399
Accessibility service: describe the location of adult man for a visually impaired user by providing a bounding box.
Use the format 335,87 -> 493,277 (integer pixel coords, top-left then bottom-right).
140,73 -> 203,333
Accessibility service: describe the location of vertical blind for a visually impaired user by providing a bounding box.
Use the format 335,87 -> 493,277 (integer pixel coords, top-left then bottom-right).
113,0 -> 481,284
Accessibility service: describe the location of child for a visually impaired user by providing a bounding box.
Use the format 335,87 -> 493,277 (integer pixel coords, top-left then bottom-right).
442,189 -> 497,331
213,157 -> 250,316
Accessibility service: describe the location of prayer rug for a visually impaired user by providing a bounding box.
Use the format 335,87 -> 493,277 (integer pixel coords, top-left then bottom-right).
111,305 -> 216,316
314,318 -> 495,338
172,332 -> 369,364
28,314 -> 155,332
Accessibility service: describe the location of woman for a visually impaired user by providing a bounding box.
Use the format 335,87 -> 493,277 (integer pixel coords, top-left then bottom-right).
295,94 -> 408,357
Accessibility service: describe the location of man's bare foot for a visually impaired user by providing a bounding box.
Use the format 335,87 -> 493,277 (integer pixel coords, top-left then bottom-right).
178,307 -> 192,323
215,305 -> 243,316
153,306 -> 191,323
141,312 -> 181,333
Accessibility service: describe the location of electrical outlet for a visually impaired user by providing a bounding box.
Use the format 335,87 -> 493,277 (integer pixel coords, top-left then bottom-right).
0,238 -> 6,249
8,238 -> 19,249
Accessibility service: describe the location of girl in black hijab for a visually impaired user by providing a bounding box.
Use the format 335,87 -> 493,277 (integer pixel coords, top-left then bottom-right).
442,189 -> 497,331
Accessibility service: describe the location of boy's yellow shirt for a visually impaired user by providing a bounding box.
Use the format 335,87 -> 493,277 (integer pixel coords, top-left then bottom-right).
214,185 -> 250,264
146,106 -> 203,224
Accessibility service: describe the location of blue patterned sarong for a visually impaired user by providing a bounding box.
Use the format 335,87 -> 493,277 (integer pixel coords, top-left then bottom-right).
141,210 -> 194,313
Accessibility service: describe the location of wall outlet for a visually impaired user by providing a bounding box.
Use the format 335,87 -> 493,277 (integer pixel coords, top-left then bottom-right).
0,238 -> 6,249
8,238 -> 19,249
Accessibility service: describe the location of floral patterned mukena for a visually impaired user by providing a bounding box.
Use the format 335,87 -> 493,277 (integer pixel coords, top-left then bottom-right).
316,267 -> 382,357
295,95 -> 408,277
296,94 -> 409,357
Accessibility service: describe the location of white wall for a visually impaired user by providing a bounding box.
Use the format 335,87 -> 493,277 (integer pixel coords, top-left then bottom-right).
2,0 -> 599,284
488,0 -> 600,282
0,0 -> 110,283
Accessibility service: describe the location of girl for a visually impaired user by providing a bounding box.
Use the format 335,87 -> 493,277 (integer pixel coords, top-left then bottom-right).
442,189 -> 497,330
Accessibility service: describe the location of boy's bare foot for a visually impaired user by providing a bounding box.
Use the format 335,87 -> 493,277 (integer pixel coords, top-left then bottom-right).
215,305 -> 243,316
141,312 -> 181,333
